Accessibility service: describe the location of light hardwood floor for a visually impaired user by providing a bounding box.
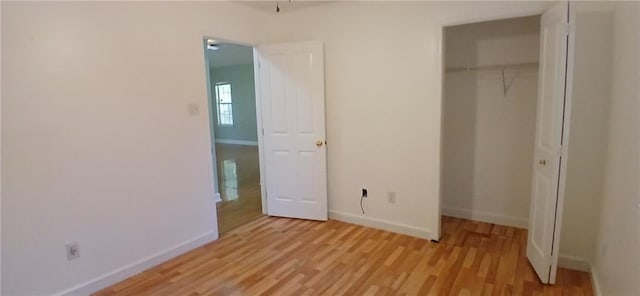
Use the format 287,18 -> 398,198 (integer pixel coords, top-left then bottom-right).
215,143 -> 263,235
95,216 -> 593,295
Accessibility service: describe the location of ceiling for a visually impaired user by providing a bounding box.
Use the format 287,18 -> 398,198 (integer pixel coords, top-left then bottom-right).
207,43 -> 254,68
236,1 -> 330,14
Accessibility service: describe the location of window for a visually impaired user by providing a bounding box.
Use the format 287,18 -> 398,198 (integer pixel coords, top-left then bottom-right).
215,83 -> 233,125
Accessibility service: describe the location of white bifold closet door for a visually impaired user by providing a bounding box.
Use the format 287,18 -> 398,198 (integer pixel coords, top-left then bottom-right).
527,2 -> 573,284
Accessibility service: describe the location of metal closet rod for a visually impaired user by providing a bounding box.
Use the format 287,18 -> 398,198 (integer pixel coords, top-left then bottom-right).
445,62 -> 539,73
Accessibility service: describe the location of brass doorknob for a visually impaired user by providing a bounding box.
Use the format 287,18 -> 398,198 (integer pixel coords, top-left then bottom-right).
539,160 -> 546,165
316,140 -> 324,147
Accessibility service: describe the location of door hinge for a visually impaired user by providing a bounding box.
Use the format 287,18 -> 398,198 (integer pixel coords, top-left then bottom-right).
558,146 -> 566,157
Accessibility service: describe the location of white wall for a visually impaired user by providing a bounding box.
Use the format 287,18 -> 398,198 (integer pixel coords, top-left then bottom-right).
591,2 -> 640,295
262,2 -> 551,239
559,2 -> 613,270
442,16 -> 539,228
1,2 -> 266,295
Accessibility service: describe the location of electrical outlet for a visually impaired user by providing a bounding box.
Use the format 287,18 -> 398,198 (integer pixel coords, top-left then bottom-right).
387,191 -> 396,204
65,242 -> 80,261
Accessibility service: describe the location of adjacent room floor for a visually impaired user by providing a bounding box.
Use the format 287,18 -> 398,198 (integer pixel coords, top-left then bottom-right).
215,143 -> 263,235
94,216 -> 593,295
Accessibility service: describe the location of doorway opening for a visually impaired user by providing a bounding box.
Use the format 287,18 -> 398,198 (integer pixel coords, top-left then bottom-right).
440,15 -> 541,240
439,2 -> 574,284
203,39 -> 264,235
440,14 -> 544,278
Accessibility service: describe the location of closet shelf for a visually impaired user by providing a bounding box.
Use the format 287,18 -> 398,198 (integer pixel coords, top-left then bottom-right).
445,62 -> 539,96
445,62 -> 539,73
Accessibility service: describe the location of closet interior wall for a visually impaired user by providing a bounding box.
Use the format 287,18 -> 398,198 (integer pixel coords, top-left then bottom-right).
442,16 -> 541,228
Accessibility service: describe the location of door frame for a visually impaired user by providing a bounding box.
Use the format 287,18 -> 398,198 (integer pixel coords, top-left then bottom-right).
202,36 -> 268,218
433,3 -> 573,248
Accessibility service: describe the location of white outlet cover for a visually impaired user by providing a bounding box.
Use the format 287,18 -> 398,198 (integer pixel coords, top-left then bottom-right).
65,242 -> 80,261
387,192 -> 396,204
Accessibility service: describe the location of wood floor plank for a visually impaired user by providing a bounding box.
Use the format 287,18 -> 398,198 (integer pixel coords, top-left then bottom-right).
94,216 -> 593,296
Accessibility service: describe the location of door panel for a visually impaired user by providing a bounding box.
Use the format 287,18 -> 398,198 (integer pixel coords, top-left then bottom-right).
527,2 -> 570,284
258,41 -> 328,221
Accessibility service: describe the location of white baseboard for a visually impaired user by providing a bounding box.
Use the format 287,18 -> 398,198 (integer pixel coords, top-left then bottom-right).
590,265 -> 602,296
53,231 -> 218,296
214,192 -> 222,203
329,210 -> 432,240
215,139 -> 258,146
441,207 -> 528,228
558,254 -> 591,272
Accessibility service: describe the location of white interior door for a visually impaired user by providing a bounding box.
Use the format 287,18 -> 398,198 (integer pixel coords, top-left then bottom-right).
257,41 -> 328,221
527,2 -> 572,284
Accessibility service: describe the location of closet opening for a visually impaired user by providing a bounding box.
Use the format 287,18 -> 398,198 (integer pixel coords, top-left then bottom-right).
440,16 -> 541,240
